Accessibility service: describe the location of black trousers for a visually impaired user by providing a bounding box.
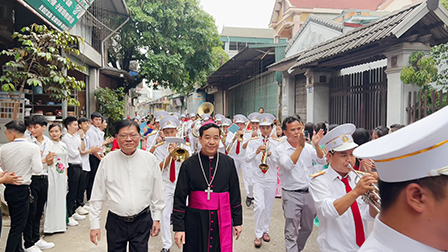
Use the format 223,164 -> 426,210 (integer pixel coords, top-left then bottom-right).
5,185 -> 30,252
24,176 -> 48,248
76,170 -> 88,208
105,210 -> 153,252
87,154 -> 100,201
67,163 -> 82,216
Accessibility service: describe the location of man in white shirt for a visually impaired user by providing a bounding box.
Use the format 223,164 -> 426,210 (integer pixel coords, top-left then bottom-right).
85,112 -> 104,202
310,124 -> 377,252
89,119 -> 165,251
77,117 -> 101,217
25,115 -> 56,251
1,120 -> 41,252
355,106 -> 448,252
245,113 -> 279,248
277,116 -> 326,252
154,116 -> 191,252
62,117 -> 88,224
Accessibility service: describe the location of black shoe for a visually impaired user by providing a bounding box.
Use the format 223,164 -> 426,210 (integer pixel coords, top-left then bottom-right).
246,196 -> 253,207
160,249 -> 170,252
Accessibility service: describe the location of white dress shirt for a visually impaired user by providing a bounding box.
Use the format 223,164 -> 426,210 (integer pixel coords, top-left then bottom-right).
86,126 -> 102,155
89,149 -> 166,230
359,216 -> 441,252
62,133 -> 82,164
80,134 -> 91,172
309,165 -> 373,252
153,142 -> 192,190
225,131 -> 250,160
27,135 -> 53,175
245,136 -> 279,183
277,141 -> 326,190
0,138 -> 43,185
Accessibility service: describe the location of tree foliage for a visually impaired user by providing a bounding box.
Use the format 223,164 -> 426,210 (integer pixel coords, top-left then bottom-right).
0,24 -> 86,119
94,87 -> 125,122
107,0 -> 224,94
400,51 -> 438,89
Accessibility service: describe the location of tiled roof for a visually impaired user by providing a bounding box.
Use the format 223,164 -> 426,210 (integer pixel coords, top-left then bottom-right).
289,1 -> 448,70
289,0 -> 387,11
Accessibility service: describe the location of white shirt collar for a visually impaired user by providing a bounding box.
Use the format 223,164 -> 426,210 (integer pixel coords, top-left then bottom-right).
327,165 -> 357,182
372,216 -> 443,252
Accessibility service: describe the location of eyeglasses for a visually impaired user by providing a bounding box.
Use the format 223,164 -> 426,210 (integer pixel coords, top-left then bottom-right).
117,134 -> 140,140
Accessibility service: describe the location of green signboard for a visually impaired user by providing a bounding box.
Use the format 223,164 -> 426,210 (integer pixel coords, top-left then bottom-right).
24,0 -> 94,31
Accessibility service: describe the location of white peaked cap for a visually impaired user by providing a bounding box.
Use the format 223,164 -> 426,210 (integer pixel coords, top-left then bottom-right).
354,106 -> 448,183
215,114 -> 224,121
222,118 -> 232,126
248,112 -> 261,122
201,114 -> 211,121
154,111 -> 170,122
319,123 -> 358,152
159,115 -> 180,129
259,113 -> 276,126
234,114 -> 248,123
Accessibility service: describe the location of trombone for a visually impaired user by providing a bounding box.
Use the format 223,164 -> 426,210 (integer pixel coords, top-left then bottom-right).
259,139 -> 269,172
226,121 -> 250,153
348,163 -> 381,213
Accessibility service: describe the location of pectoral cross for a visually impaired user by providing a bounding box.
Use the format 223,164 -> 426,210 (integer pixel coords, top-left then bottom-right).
205,186 -> 213,200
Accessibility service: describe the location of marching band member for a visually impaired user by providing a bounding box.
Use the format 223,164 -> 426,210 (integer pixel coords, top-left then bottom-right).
277,116 -> 326,252
154,115 -> 192,252
245,113 -> 279,248
226,114 -> 253,206
310,124 -> 377,252
356,106 -> 448,252
146,111 -> 169,152
218,118 -> 231,154
188,113 -> 199,153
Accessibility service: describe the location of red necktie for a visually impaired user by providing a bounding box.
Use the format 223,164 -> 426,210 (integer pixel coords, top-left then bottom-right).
341,177 -> 365,247
170,159 -> 176,183
236,141 -> 240,155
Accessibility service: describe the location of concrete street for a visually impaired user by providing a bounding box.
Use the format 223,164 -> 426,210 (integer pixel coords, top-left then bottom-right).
0,173 -> 320,251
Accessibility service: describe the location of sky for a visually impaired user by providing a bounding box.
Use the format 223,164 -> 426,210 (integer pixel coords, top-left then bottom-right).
198,0 -> 275,32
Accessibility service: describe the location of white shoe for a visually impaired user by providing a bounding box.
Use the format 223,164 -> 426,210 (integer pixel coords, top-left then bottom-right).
35,239 -> 55,250
76,206 -> 89,215
83,205 -> 90,211
24,246 -> 42,252
72,213 -> 86,220
67,217 -> 78,226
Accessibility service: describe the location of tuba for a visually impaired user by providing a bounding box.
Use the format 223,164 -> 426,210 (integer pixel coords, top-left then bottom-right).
192,102 -> 214,137
259,139 -> 269,172
348,164 -> 381,213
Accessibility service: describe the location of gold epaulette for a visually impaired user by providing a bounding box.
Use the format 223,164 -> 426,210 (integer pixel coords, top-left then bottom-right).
250,136 -> 259,140
271,136 -> 280,141
147,130 -> 158,136
186,142 -> 190,146
153,141 -> 164,148
310,170 -> 326,178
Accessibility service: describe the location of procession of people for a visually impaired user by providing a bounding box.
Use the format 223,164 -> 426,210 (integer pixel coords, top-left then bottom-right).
0,103 -> 447,252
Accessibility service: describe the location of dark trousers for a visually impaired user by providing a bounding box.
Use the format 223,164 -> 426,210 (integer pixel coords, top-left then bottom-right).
67,163 -> 82,216
76,170 -> 88,208
5,185 -> 30,252
87,154 -> 100,201
105,210 -> 153,252
24,176 -> 48,248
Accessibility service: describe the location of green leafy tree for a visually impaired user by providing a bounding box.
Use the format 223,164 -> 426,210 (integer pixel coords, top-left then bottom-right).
0,24 -> 86,120
107,0 -> 225,94
94,87 -> 125,122
400,51 -> 438,89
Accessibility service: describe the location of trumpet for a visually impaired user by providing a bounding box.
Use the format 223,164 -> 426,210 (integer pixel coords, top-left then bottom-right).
348,164 -> 381,213
259,139 -> 269,172
226,121 -> 250,153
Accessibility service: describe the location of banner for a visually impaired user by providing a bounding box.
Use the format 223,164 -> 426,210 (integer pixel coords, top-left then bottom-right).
24,0 -> 94,31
